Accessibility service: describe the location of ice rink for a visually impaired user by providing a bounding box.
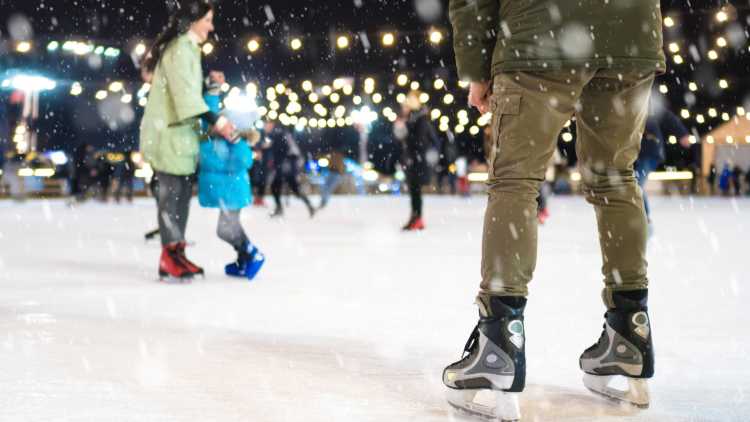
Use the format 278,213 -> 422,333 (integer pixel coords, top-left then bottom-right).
0,195 -> 747,421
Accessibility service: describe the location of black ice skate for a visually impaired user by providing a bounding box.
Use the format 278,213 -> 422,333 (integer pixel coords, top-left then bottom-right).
580,289 -> 654,408
270,207 -> 284,218
443,296 -> 526,422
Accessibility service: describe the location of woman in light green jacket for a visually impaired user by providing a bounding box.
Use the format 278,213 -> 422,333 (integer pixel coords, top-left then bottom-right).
140,0 -> 236,282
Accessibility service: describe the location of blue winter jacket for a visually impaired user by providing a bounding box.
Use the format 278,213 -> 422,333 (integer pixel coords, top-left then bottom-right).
198,94 -> 254,210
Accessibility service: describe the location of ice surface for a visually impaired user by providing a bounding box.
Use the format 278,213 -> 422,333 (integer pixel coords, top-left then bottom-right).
0,195 -> 747,421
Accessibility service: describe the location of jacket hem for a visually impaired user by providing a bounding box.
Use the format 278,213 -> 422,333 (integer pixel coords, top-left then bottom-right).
492,58 -> 667,75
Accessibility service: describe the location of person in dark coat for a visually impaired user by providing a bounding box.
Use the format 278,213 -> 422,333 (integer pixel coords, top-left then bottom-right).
115,151 -> 136,203
95,152 -> 115,202
266,121 -> 315,218
436,130 -> 458,195
634,118 -> 664,222
636,108 -> 690,224
71,143 -> 98,201
731,166 -> 743,196
394,91 -> 440,231
0,98 -> 8,173
318,126 -> 359,209
250,147 -> 270,206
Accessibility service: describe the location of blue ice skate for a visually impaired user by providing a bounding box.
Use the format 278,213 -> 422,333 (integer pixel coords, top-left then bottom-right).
225,242 -> 265,280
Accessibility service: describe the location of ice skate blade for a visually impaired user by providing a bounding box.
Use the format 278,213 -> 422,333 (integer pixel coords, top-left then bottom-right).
446,388 -> 521,421
158,273 -> 193,284
583,373 -> 650,409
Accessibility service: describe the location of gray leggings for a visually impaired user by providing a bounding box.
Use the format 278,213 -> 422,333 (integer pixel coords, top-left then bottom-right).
156,172 -> 193,246
217,209 -> 249,250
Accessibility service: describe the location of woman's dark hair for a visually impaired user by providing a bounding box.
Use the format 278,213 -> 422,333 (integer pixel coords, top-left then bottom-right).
142,0 -> 214,73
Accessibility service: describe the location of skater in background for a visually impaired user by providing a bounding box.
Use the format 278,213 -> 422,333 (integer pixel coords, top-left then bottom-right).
115,151 -> 136,203
445,0 -> 664,418
144,174 -> 161,242
139,0 -> 237,282
71,143 -> 89,201
318,148 -> 346,209
198,71 -> 265,280
95,153 -> 115,202
267,120 -> 316,218
394,90 -> 439,231
536,149 -> 561,225
731,166 -> 743,196
636,108 -> 690,231
318,125 -> 355,209
719,163 -> 732,195
0,98 -> 8,182
635,118 -> 665,232
72,144 -> 99,202
706,164 -> 717,195
250,146 -> 270,207
536,187 -> 550,225
435,130 -> 458,195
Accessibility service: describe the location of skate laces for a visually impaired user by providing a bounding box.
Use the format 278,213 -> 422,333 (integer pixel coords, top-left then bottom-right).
584,321 -> 608,353
462,324 -> 480,356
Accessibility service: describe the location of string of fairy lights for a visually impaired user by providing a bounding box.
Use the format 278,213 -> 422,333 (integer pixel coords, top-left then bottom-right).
2,5 -> 749,150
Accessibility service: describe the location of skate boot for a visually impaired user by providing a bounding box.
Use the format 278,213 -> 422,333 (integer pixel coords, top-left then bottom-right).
253,196 -> 266,207
176,241 -> 204,277
225,241 -> 266,281
306,202 -> 317,218
402,215 -> 425,231
443,296 -> 526,421
580,289 -> 653,408
270,207 -> 284,218
159,244 -> 193,283
537,208 -> 549,225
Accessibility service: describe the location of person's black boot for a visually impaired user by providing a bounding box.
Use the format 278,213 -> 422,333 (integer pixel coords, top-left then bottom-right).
443,295 -> 526,421
270,207 -> 284,218
580,289 -> 654,408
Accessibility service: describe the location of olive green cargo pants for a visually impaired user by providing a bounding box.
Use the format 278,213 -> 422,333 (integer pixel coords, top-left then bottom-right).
480,69 -> 655,308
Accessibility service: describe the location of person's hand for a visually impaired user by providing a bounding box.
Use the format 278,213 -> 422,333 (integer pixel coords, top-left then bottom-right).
241,129 -> 262,146
213,119 -> 238,142
469,81 -> 491,114
679,135 -> 692,149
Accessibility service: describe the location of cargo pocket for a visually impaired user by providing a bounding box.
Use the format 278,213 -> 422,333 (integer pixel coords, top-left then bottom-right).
489,93 -> 522,175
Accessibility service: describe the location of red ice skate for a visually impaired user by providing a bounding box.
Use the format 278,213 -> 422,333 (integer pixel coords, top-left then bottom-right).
159,244 -> 193,282
537,208 -> 550,225
402,216 -> 425,231
176,241 -> 204,277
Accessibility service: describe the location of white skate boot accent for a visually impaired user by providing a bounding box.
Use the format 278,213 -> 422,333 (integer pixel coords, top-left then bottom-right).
583,373 -> 650,408
446,388 -> 521,421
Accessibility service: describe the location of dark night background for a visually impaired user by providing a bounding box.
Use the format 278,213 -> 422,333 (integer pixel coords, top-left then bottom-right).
0,0 -> 748,170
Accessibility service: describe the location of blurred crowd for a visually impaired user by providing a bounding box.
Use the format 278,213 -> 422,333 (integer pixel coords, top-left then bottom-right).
1,91 -> 750,203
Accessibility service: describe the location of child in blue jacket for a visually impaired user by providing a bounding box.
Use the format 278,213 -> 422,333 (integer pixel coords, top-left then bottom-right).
199,76 -> 265,280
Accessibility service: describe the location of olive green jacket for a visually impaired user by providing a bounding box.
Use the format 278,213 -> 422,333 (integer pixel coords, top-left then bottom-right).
449,0 -> 667,82
140,33 -> 209,176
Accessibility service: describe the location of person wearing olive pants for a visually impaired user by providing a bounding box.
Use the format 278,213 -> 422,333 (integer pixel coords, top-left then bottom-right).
443,0 -> 665,417
480,70 -> 654,300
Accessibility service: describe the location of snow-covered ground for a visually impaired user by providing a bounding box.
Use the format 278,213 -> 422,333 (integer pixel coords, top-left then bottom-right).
0,194 -> 747,421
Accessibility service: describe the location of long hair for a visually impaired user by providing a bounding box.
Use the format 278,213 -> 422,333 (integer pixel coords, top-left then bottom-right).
142,0 -> 214,73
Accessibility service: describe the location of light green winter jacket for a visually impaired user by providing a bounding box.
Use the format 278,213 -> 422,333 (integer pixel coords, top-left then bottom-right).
140,33 -> 209,176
